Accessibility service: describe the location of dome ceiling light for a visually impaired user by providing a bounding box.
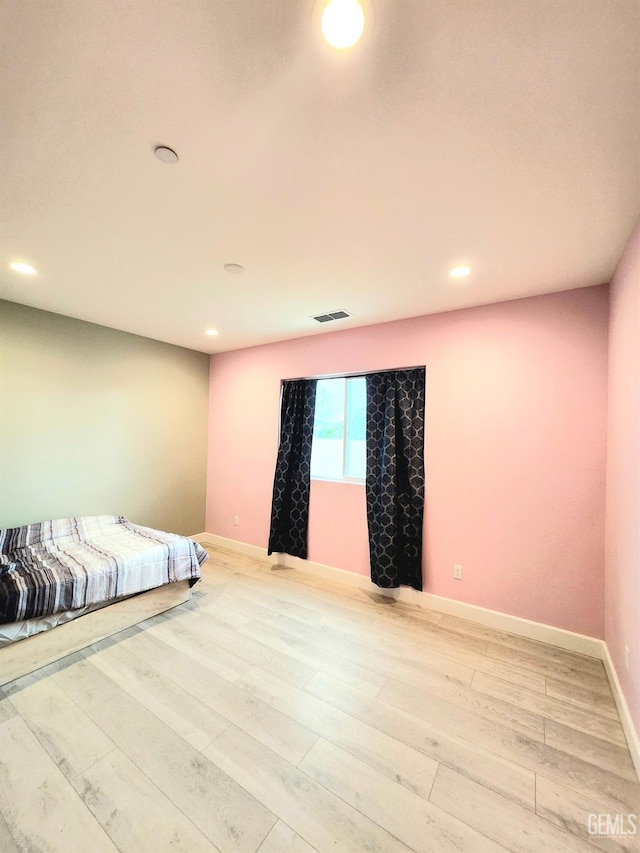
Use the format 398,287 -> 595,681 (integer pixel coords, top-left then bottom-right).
449,265 -> 472,278
9,261 -> 37,275
321,0 -> 365,49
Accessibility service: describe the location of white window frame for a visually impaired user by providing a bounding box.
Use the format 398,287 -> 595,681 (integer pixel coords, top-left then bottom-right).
311,376 -> 366,485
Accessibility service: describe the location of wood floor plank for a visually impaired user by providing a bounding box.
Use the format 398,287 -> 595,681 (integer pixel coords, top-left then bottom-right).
507,732 -> 640,816
236,574 -> 327,623
304,671 -> 536,810
343,631 -> 547,694
300,737 -> 507,852
210,555 -> 446,641
85,678 -> 276,853
438,614 -> 605,675
316,604 -> 487,656
544,719 -> 638,782
376,673 -> 639,814
469,654 -> 548,692
212,558 -> 589,696
380,617 -> 491,657
342,638 -> 475,687
238,618 -> 388,696
205,564 -> 501,693
257,821 -> 318,853
73,748 -> 219,852
472,671 -> 626,746
204,588 -> 297,623
218,572 -> 485,689
0,716 -> 118,852
202,588 -> 332,654
144,609 -> 254,681
206,567 -> 379,644
535,775 -> 640,853
378,674 -> 546,744
197,601 -> 252,630
288,570 -> 448,630
204,723 -> 414,853
6,676 -> 115,780
89,641 -> 230,751
224,599 -> 352,657
175,611 -> 319,688
409,667 -> 546,738
48,650 -> 121,710
121,628 -> 319,765
204,588 -> 353,655
485,643 -> 611,695
0,686 -> 16,724
546,675 -> 618,719
205,564 -> 323,623
430,764 -> 594,852
237,665 -> 439,799
0,809 -> 18,853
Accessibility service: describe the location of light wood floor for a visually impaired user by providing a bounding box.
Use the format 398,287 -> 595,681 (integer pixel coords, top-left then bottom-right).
1,546 -> 638,853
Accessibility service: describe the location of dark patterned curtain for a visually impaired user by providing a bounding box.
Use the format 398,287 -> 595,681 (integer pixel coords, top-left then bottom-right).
365,368 -> 425,591
267,379 -> 317,559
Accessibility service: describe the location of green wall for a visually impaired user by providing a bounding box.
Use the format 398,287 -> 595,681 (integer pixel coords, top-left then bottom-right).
0,301 -> 209,534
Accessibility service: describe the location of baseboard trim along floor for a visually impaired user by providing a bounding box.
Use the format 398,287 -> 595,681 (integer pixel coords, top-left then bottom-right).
194,531 -> 640,782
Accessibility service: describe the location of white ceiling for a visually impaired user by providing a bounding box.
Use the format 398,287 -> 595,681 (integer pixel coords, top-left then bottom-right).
1,0 -> 639,354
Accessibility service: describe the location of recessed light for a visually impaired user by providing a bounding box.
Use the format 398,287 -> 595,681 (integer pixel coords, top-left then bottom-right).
321,0 -> 365,49
449,265 -> 472,278
9,261 -> 37,275
205,329 -> 219,336
223,263 -> 244,274
154,145 -> 179,164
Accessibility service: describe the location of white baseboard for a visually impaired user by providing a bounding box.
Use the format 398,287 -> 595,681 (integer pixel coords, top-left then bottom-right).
198,533 -> 601,656
197,532 -> 640,780
195,532 -> 265,560
602,644 -> 640,780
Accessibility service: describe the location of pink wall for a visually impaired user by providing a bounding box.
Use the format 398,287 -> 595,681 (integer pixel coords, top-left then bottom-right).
206,286 -> 609,637
605,222 -> 640,730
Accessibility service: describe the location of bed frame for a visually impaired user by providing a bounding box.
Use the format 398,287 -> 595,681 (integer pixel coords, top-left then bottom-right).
0,580 -> 191,687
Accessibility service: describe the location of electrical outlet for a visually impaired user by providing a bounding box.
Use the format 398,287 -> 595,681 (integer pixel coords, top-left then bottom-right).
233,515 -> 239,526
453,564 -> 463,580
625,646 -> 630,671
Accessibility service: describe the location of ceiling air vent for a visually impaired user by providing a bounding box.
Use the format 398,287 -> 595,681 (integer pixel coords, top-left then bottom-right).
312,310 -> 351,324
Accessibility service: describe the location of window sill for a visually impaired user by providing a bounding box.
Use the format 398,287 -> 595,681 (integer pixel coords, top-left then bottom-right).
311,476 -> 365,486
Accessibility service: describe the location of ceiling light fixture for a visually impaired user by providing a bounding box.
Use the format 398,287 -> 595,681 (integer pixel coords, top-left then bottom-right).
205,329 -> 219,336
449,265 -> 472,278
154,145 -> 179,164
223,263 -> 244,274
9,261 -> 37,275
321,0 -> 365,49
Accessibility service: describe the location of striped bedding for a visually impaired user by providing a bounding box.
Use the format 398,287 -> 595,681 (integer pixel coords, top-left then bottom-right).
0,515 -> 206,625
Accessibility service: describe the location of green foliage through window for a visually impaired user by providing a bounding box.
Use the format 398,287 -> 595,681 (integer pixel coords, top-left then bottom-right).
311,377 -> 366,481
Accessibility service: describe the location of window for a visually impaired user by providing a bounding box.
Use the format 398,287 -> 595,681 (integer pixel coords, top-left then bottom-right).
310,377 -> 366,482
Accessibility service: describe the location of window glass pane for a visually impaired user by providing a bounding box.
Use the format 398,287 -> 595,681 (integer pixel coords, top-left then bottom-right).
311,378 -> 345,480
345,377 -> 366,479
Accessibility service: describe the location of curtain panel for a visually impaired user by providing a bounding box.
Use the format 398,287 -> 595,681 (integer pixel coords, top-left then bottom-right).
365,368 -> 425,591
267,379 -> 317,559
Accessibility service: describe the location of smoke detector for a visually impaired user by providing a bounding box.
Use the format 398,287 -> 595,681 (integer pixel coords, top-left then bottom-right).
154,145 -> 178,164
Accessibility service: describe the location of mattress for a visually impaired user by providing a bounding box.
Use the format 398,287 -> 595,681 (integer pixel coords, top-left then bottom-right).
0,594 -> 130,648
0,515 -> 206,625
